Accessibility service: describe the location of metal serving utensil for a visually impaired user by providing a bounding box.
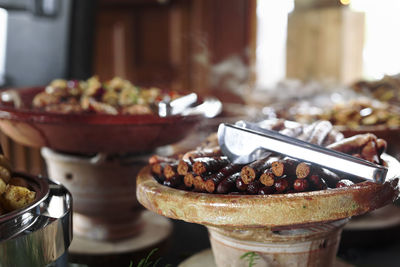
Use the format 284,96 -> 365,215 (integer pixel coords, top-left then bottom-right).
0,89 -> 22,108
181,96 -> 223,118
218,121 -> 388,183
158,92 -> 198,117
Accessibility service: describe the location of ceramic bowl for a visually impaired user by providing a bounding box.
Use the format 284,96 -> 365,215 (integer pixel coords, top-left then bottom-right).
137,154 -> 400,267
0,87 -> 208,154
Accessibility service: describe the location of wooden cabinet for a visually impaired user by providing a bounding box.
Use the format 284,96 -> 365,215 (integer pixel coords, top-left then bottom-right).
1,0 -> 257,174
94,0 -> 257,102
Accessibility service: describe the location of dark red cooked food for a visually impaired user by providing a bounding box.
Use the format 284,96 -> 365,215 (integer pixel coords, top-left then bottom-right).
271,157 -> 298,177
240,155 -> 275,184
336,179 -> 355,188
293,178 -> 309,192
318,168 -> 341,188
259,169 -> 275,187
152,131 -> 387,196
163,174 -> 183,188
163,163 -> 179,180
193,157 -> 230,176
308,174 -> 328,190
295,162 -> 312,179
258,186 -> 275,195
204,163 -> 244,193
178,160 -> 192,176
193,175 -> 206,192
184,172 -> 195,188
217,173 -> 241,194
274,177 -> 290,193
247,180 -> 263,195
235,177 -> 248,192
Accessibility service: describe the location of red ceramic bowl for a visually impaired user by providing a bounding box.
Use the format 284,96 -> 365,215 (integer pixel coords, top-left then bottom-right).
0,87 -> 207,154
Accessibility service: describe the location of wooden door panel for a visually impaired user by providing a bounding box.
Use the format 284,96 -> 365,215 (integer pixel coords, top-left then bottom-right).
95,0 -> 257,102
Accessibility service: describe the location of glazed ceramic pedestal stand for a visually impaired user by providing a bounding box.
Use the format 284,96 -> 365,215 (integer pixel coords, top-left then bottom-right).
178,249 -> 353,267
137,154 -> 400,267
41,148 -> 172,265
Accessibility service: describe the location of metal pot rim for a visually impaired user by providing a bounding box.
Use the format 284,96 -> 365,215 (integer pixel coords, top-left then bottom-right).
0,172 -> 49,224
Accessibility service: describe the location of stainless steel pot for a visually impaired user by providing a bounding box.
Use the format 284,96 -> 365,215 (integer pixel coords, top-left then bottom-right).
0,173 -> 72,267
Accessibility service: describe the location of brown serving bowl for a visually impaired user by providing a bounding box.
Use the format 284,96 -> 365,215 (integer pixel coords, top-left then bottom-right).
137,154 -> 400,267
0,87 -> 206,154
137,154 -> 400,228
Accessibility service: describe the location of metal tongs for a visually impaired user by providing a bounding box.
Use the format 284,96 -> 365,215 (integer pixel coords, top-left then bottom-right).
218,121 -> 388,183
158,93 -> 198,117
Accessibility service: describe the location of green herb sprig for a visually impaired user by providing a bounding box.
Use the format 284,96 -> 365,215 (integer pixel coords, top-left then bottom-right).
129,248 -> 172,267
240,251 -> 260,267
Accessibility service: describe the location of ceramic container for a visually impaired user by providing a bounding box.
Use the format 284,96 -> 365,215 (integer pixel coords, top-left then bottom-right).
0,87 -> 205,154
42,148 -> 149,240
136,154 -> 400,267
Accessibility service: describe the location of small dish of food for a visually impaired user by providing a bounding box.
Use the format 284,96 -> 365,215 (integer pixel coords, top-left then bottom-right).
0,77 -> 221,154
271,97 -> 400,158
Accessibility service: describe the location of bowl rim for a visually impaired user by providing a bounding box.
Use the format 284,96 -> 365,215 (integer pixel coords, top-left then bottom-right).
0,172 -> 49,223
0,87 -> 205,125
136,154 -> 400,228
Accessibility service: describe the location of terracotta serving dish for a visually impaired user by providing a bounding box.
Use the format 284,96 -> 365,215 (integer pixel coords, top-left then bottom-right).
137,154 -> 400,267
0,87 -> 207,154
137,154 -> 399,228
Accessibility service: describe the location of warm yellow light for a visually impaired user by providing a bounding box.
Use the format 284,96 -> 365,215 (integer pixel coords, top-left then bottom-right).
340,0 -> 351,5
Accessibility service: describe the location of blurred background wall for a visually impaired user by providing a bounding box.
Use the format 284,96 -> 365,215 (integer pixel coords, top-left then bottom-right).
0,0 -> 400,173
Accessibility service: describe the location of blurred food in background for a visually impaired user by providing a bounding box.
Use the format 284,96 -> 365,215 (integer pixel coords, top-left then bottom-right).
352,74 -> 400,105
32,76 -> 183,115
273,96 -> 400,129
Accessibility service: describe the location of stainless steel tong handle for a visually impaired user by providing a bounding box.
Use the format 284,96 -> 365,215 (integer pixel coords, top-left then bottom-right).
158,93 -> 198,117
218,122 -> 388,183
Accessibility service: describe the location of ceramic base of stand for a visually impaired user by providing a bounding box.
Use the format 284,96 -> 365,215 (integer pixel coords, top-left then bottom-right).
41,147 -> 149,240
72,211 -> 144,241
69,211 -> 172,266
179,249 -> 354,267
207,219 -> 347,267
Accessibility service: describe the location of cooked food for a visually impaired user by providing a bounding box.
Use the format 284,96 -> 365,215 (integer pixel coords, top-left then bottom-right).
149,120 -> 387,195
276,98 -> 400,129
32,76 -> 183,115
0,178 -> 6,195
0,163 -> 11,194
0,155 -> 36,214
318,99 -> 400,129
1,185 -> 36,212
352,74 -> 400,105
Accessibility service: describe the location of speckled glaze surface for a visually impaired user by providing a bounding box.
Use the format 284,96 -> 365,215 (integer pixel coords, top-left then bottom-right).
0,87 -> 204,154
136,154 -> 400,228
